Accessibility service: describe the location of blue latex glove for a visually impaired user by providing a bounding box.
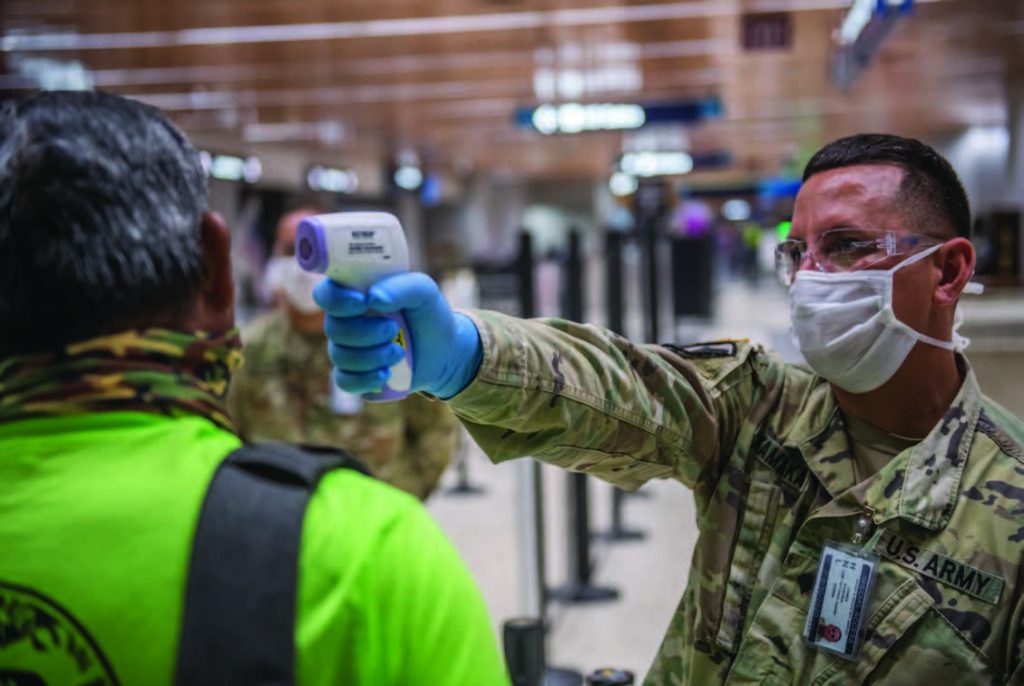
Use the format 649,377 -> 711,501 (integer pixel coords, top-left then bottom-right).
314,272 -> 483,399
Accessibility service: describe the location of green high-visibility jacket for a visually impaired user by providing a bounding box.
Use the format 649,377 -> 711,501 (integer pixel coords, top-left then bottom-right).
0,411 -> 510,686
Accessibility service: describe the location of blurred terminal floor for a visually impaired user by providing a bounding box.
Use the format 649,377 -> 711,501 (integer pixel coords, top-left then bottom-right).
427,280 -> 1024,681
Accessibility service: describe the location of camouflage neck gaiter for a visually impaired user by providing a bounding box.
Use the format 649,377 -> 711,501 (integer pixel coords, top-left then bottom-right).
0,329 -> 244,433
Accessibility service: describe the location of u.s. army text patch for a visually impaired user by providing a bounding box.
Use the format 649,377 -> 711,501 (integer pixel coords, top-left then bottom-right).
875,532 -> 1004,604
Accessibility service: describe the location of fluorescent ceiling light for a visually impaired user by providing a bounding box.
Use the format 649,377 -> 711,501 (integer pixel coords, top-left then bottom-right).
0,39 -> 722,92
201,152 -> 262,183
131,78 -> 525,111
1,0 -> 946,52
750,0 -> 939,9
12,56 -> 93,90
620,151 -> 694,177
423,98 -> 523,119
133,67 -> 722,115
534,64 -> 643,101
394,165 -> 424,191
722,198 -> 752,222
307,166 -> 359,194
609,172 -> 639,197
244,122 -> 314,142
244,121 -> 345,144
838,0 -> 878,44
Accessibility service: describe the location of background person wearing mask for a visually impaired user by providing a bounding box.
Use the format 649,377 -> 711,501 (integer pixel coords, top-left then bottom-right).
0,90 -> 508,686
320,134 -> 1024,685
228,208 -> 457,501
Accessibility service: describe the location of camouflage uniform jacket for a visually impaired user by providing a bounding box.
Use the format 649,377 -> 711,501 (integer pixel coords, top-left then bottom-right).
228,310 -> 457,500
450,310 -> 1024,685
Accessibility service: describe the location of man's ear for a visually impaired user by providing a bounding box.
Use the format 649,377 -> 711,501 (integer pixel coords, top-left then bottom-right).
933,237 -> 975,306
198,211 -> 235,325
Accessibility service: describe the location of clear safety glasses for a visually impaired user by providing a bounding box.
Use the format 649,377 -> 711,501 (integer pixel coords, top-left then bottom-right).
774,228 -> 944,287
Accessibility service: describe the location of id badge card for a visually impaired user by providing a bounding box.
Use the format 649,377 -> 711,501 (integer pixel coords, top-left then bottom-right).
803,541 -> 879,660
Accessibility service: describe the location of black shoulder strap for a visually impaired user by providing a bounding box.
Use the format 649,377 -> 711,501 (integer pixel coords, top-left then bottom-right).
174,442 -> 369,686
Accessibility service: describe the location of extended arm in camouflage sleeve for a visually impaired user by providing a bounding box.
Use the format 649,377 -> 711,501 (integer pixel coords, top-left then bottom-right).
381,394 -> 458,500
448,310 -> 764,491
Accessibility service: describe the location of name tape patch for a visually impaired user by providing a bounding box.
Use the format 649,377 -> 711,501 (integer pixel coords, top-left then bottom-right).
755,435 -> 808,491
875,532 -> 1004,604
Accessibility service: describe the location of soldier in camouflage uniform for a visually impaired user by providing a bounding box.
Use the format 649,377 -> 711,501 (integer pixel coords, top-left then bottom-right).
320,134 -> 1024,684
228,210 -> 457,500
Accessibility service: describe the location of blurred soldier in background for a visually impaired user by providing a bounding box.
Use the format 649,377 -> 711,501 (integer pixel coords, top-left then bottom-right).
228,209 -> 458,500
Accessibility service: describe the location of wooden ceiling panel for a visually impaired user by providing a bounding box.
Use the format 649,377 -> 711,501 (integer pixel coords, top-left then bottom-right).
2,0 -> 1021,180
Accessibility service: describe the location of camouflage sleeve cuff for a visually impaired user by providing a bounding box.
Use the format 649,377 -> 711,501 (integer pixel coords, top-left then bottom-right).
454,311 -> 497,393
446,309 -> 502,406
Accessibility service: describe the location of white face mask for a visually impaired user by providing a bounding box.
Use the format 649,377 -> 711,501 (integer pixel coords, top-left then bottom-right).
265,256 -> 322,315
789,244 -> 980,394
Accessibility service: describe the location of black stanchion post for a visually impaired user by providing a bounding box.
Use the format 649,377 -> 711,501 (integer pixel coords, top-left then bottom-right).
519,230 -> 537,312
518,230 -> 583,686
593,230 -> 647,543
643,215 -> 661,345
517,231 -> 547,612
586,669 -> 635,685
504,618 -> 545,686
549,230 -> 619,604
607,487 -> 645,538
630,181 -> 669,502
671,233 -> 715,320
605,231 -> 626,337
634,179 -> 666,344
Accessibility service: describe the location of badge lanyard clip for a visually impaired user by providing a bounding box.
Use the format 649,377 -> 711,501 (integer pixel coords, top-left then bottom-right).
851,507 -> 879,548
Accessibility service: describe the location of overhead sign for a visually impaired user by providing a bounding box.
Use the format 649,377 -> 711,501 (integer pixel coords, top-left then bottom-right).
831,0 -> 913,89
643,98 -> 724,125
529,103 -> 646,135
742,13 -> 792,51
517,97 -> 723,135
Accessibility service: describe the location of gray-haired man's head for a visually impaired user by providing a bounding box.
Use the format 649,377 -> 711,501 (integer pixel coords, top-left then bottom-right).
0,90 -> 234,356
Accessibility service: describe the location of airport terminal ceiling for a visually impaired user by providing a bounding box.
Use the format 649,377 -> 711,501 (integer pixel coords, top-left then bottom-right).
1,0 -> 1022,181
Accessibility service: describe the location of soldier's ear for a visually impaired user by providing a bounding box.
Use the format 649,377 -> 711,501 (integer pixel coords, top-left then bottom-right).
933,238 -> 974,307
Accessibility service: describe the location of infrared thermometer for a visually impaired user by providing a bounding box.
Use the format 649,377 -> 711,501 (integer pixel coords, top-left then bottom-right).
296,212 -> 413,401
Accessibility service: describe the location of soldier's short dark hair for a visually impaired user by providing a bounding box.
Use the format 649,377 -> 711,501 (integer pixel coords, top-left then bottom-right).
803,133 -> 971,240
0,90 -> 208,356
